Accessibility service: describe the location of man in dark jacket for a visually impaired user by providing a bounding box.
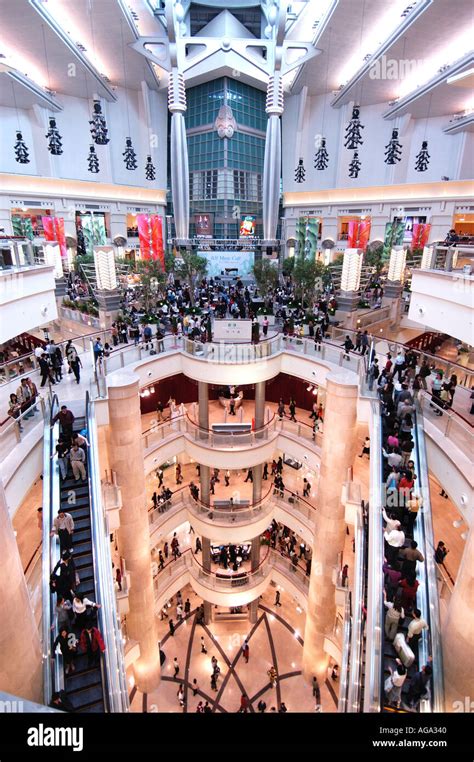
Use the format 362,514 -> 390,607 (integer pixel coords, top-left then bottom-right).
406,663 -> 432,708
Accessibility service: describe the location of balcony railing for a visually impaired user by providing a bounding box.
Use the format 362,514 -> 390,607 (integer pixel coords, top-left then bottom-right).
187,484 -> 274,525
417,391 -> 473,455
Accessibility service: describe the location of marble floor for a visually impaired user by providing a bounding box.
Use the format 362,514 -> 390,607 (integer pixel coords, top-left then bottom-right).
128,584 -> 338,713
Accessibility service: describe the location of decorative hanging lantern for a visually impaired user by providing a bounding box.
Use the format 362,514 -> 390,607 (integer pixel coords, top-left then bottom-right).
314,137 -> 329,170
384,128 -> 402,164
414,140 -> 430,172
89,100 -> 110,145
145,155 -> 156,181
123,137 -> 138,170
348,151 -> 361,178
294,158 -> 306,183
14,131 -> 30,164
87,144 -> 100,173
45,117 -> 63,155
344,106 -> 364,150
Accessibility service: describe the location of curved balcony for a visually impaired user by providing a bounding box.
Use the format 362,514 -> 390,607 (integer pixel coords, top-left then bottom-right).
186,485 -> 275,542
182,333 -> 281,363
188,545 -> 272,605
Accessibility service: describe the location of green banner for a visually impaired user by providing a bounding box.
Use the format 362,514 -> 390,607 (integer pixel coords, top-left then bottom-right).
81,214 -> 106,256
382,221 -> 405,260
296,216 -> 320,260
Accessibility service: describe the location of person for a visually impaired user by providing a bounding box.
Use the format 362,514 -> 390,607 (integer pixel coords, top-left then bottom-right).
359,436 -> 370,458
263,462 -> 268,480
157,550 -> 164,572
267,665 -> 277,687
368,358 -> 379,390
303,479 -> 311,497
69,350 -> 82,384
72,593 -> 101,629
314,325 -> 322,351
79,624 -> 106,667
257,699 -> 267,713
53,627 -> 77,675
384,593 -> 405,641
406,664 -> 433,709
399,574 -> 419,612
173,657 -> 180,677
93,338 -> 104,365
343,335 -> 354,360
383,560 -> 402,601
407,608 -> 428,647
184,598 -> 191,615
49,690 -> 74,712
274,589 -> 281,607
70,443 -> 86,482
434,541 -> 448,564
53,405 -> 75,441
242,640 -> 249,663
160,603 -> 168,620
279,702 -> 288,713
360,330 -> 369,355
229,396 -> 236,415
177,685 -> 185,708
341,564 -> 349,587
169,619 -> 175,636
8,393 -> 24,431
277,398 -> 285,419
331,664 -> 339,681
384,520 -> 405,565
195,536 -> 202,554
176,603 -> 183,621
196,701 -> 204,713
384,659 -> 407,709
289,397 -> 296,422
38,353 -> 54,387
51,508 -> 74,553
244,468 -> 253,483
312,676 -> 320,700
399,540 -> 424,576
224,469 -> 230,487
240,694 -> 249,713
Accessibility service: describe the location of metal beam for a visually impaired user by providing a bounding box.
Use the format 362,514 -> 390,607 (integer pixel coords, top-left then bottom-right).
442,112 -> 474,135
5,70 -> 62,112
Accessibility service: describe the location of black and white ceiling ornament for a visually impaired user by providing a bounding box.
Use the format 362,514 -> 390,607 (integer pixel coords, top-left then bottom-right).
123,137 -> 138,170
344,105 -> 364,149
14,131 -> 30,164
314,137 -> 329,170
145,155 -> 156,181
89,100 -> 110,145
45,117 -> 63,155
414,140 -> 430,172
384,128 -> 402,164
294,158 -> 306,183
87,144 -> 100,173
348,151 -> 361,179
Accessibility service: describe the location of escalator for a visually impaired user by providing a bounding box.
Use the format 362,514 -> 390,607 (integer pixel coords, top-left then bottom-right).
42,393 -> 128,713
364,399 -> 444,712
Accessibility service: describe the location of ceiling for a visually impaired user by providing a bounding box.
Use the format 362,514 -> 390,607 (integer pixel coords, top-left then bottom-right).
0,0 -> 472,124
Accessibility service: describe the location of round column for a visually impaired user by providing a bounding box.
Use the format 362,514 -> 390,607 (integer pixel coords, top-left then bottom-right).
442,526 -> 474,709
108,372 -> 161,692
0,482 -> 42,702
197,381 -> 212,622
302,371 -> 358,681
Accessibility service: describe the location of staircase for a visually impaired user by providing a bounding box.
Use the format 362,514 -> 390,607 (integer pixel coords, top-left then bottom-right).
59,415 -> 105,712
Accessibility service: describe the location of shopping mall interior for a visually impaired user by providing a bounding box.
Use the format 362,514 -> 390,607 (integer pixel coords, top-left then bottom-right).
0,0 -> 472,747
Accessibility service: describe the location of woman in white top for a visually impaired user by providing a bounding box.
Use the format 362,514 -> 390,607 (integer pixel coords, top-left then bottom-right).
72,593 -> 101,629
384,659 -> 407,708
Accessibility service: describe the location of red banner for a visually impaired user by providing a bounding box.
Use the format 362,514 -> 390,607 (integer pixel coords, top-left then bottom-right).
348,219 -> 371,250
137,214 -> 164,265
411,223 -> 431,249
42,216 -> 66,260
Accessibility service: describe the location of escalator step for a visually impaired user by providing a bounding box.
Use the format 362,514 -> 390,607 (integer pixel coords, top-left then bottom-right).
74,529 -> 92,543
76,700 -> 105,713
77,580 -> 95,596
75,555 -> 93,570
72,541 -> 92,556
66,667 -> 102,692
68,684 -> 103,711
73,518 -> 91,531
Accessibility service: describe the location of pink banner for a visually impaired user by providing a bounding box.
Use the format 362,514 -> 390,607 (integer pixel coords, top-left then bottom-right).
42,216 -> 66,260
412,223 -> 431,249
348,219 -> 371,250
137,214 -> 164,265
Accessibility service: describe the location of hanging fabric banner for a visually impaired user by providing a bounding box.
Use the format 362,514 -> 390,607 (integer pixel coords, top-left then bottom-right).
348,220 -> 371,250
137,214 -> 164,265
382,221 -> 405,260
42,216 -> 67,261
411,223 -> 431,250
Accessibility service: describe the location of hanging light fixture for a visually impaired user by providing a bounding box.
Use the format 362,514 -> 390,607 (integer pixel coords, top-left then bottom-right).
414,141 -> 430,172
145,155 -> 156,180
45,117 -> 63,155
14,131 -> 30,164
348,151 -> 361,178
314,138 -> 329,170
384,128 -> 402,164
87,144 -> 100,173
344,106 -> 364,150
294,158 -> 306,183
123,137 -> 138,170
89,100 -> 110,145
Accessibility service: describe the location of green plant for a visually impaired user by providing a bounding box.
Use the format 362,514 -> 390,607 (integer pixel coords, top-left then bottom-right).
252,259 -> 279,295
174,250 -> 208,306
282,257 -> 295,277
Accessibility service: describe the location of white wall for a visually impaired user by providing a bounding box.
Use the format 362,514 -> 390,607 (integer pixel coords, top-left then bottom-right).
0,265 -> 57,343
0,86 -> 168,190
282,93 -> 471,192
409,269 -> 474,345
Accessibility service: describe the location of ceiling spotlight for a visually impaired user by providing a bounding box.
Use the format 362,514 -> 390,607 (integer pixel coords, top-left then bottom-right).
312,388 -> 318,395
307,385 -> 313,391
453,518 -> 464,528
461,532 -> 468,541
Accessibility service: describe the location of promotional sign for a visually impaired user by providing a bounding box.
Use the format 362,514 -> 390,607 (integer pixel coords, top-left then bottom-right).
296,216 -> 320,259
137,214 -> 164,266
348,219 -> 371,250
240,215 -> 256,237
382,220 -> 405,260
411,223 -> 431,249
199,250 -> 254,277
213,319 -> 252,342
195,213 -> 213,238
42,216 -> 66,260
79,214 -> 106,256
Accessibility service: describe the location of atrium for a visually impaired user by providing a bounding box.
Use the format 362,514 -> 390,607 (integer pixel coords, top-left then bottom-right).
0,0 -> 472,752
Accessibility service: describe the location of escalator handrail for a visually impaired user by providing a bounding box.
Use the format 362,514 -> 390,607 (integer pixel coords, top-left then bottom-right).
412,407 -> 445,712
363,400 -> 385,712
347,502 -> 367,712
86,391 -> 129,712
